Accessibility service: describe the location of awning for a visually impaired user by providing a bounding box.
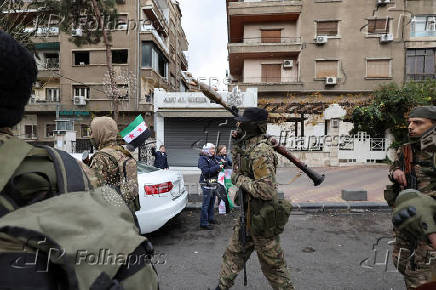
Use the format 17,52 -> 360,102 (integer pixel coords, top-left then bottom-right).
34,42 -> 60,50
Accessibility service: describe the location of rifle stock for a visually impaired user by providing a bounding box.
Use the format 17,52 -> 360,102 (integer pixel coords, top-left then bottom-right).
238,188 -> 248,286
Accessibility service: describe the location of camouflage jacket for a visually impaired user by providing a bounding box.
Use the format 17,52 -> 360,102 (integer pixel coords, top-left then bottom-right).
90,142 -> 139,211
389,142 -> 436,196
232,135 -> 278,201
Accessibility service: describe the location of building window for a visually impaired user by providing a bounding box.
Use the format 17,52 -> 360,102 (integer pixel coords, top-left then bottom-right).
141,42 -> 168,78
261,29 -> 281,43
74,51 -> 90,65
411,16 -> 436,37
366,59 -> 392,78
112,49 -> 128,64
367,18 -> 390,34
117,84 -> 129,99
116,14 -> 128,30
406,49 -> 435,80
46,124 -> 56,138
73,86 -> 90,99
315,60 -> 338,78
316,21 -> 339,36
44,53 -> 59,69
81,124 -> 90,137
25,125 -> 37,139
46,88 -> 60,102
261,64 -> 281,83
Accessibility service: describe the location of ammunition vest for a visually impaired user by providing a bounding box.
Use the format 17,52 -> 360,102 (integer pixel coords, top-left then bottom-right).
237,137 -> 291,238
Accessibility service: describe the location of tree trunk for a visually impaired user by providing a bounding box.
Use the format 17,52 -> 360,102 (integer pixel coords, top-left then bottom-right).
90,0 -> 119,123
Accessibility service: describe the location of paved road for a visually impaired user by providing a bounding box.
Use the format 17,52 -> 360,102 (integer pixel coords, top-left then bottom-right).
148,209 -> 404,290
183,165 -> 390,203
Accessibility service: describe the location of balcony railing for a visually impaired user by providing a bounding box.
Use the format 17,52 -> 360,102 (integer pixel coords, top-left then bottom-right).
141,24 -> 169,55
406,73 -> 436,81
234,36 -> 301,44
241,77 -> 299,83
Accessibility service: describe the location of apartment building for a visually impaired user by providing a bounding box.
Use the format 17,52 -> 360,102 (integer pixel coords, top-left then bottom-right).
226,0 -> 434,137
13,0 -> 189,149
405,0 -> 436,81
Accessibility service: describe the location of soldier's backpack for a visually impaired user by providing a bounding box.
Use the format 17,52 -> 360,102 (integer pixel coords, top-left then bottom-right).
93,146 -> 139,206
0,135 -> 158,290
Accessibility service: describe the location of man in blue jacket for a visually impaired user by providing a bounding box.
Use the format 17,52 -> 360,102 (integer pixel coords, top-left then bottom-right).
198,143 -> 224,230
152,145 -> 169,169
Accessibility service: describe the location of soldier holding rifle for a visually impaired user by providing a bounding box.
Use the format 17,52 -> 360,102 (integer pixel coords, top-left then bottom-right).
385,106 -> 436,290
214,107 -> 294,290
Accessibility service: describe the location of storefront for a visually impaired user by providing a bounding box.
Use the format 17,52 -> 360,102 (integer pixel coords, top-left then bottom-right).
153,88 -> 258,167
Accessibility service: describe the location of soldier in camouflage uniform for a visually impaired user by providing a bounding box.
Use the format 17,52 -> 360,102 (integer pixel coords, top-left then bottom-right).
90,117 -> 140,213
216,107 -> 294,290
388,106 -> 436,290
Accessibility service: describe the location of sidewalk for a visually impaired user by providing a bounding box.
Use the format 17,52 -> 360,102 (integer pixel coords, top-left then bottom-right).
181,165 -> 391,208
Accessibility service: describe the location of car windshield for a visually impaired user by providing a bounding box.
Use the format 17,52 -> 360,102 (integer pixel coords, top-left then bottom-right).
137,162 -> 160,173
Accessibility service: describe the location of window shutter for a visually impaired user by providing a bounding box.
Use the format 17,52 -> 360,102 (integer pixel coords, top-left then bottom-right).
261,30 -> 281,43
367,59 -> 390,78
261,64 -> 281,82
316,60 -> 338,78
317,21 -> 338,36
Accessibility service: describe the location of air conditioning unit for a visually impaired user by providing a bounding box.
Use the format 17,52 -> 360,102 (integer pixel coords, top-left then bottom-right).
315,35 -> 328,44
283,60 -> 294,69
379,33 -> 393,43
377,0 -> 390,6
73,96 -> 87,106
325,76 -> 337,85
72,28 -> 82,37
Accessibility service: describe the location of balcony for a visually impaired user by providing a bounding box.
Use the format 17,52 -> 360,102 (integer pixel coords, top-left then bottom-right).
406,73 -> 436,81
180,51 -> 188,71
142,0 -> 169,37
230,78 -> 303,93
141,25 -> 169,55
228,36 -> 301,55
228,0 -> 302,16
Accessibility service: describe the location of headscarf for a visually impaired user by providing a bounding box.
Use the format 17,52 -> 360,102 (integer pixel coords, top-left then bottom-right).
90,117 -> 118,148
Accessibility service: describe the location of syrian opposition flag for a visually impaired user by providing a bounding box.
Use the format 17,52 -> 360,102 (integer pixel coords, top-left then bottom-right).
120,115 -> 151,148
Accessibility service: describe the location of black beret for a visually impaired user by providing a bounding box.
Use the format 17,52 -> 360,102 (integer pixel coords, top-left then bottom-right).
409,106 -> 436,121
0,30 -> 37,128
235,107 -> 268,123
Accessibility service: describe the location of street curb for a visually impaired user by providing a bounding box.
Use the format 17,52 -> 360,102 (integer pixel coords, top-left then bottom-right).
186,201 -> 390,210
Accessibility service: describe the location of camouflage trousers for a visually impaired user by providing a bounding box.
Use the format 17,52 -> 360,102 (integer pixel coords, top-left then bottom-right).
392,228 -> 436,290
218,222 -> 294,290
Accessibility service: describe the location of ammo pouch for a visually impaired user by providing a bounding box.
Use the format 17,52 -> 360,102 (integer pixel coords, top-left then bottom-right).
249,195 -> 292,238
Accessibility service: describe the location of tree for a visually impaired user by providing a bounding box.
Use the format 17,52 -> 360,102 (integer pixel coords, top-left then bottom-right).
351,80 -> 436,147
0,0 -> 54,51
2,0 -> 123,122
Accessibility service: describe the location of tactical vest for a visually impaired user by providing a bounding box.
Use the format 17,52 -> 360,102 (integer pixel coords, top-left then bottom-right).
237,137 -> 292,238
0,134 -> 158,290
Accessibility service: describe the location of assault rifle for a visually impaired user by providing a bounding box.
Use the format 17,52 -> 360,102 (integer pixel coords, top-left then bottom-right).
197,81 -> 325,186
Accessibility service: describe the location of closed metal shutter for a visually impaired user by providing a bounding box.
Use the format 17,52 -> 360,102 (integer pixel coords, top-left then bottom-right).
164,117 -> 236,167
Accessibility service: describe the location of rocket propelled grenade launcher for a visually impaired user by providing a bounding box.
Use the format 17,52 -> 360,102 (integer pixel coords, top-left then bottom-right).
197,82 -> 325,187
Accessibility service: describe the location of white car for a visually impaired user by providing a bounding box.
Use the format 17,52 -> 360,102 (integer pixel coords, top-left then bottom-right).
69,153 -> 188,233
135,162 -> 188,234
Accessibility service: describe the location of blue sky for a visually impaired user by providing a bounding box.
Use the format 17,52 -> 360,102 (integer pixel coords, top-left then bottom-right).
178,0 -> 228,89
